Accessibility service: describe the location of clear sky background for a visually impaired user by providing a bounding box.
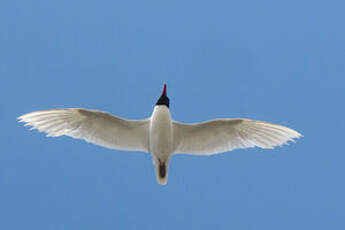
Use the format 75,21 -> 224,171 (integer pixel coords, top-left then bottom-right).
1,0 -> 345,229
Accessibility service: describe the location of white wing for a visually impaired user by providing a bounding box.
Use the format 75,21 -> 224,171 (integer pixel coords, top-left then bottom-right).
172,119 -> 302,155
18,108 -> 150,152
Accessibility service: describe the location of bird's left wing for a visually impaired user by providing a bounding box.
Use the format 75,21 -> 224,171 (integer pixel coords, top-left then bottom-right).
18,108 -> 150,152
172,119 -> 302,155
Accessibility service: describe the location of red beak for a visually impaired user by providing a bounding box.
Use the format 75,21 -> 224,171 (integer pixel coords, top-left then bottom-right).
162,83 -> 167,96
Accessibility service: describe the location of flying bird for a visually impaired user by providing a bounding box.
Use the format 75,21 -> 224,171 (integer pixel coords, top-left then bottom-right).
18,84 -> 301,185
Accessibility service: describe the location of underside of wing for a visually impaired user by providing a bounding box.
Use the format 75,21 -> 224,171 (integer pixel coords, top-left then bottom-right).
172,119 -> 302,155
18,108 -> 150,152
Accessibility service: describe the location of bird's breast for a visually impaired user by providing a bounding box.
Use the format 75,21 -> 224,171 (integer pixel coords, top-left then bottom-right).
149,106 -> 173,157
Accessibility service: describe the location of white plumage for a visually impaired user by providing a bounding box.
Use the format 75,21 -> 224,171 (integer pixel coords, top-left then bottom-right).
173,119 -> 301,155
18,84 -> 302,185
19,109 -> 150,152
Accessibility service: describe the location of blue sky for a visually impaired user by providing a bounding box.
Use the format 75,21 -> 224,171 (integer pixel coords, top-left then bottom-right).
1,0 -> 345,229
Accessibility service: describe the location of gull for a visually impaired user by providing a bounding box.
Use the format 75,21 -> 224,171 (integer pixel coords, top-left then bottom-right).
18,84 -> 302,185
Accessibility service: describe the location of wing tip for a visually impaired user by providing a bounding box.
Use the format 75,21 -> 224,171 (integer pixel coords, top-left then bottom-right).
17,114 -> 27,122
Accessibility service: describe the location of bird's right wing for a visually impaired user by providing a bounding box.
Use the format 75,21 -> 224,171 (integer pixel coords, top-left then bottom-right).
18,108 -> 150,152
172,119 -> 301,155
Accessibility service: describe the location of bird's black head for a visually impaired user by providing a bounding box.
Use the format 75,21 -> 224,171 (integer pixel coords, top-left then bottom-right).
155,83 -> 170,108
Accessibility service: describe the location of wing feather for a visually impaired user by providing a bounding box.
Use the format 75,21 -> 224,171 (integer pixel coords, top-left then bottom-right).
18,108 -> 149,152
172,119 -> 302,155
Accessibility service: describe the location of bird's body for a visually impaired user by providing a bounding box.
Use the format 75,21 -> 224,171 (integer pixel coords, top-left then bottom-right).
150,105 -> 173,184
18,84 -> 302,185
